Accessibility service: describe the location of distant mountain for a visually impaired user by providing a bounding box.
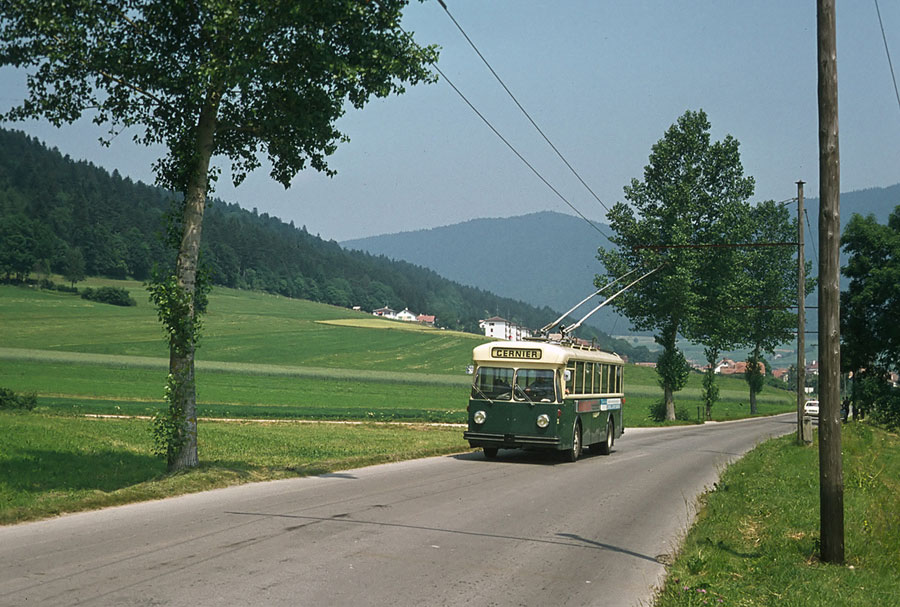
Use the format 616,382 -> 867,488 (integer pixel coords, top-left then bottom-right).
806,184 -> 900,230
343,185 -> 900,335
788,184 -> 898,281
342,211 -> 628,333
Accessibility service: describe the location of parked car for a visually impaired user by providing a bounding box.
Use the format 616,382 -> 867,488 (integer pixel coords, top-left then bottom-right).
804,400 -> 819,416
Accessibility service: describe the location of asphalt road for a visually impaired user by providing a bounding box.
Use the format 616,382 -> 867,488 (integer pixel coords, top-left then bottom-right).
0,414 -> 795,607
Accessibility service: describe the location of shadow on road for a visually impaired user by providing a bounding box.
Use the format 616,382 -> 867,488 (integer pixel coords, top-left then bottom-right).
225,510 -> 659,563
450,448 -> 612,465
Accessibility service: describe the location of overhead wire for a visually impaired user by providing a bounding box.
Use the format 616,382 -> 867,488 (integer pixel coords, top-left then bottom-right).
804,208 -> 819,266
540,266 -> 642,334
874,0 -> 900,117
392,19 -> 612,240
436,0 -> 613,217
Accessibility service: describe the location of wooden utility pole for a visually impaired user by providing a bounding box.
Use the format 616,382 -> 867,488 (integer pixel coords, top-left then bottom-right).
817,0 -> 844,564
796,180 -> 807,444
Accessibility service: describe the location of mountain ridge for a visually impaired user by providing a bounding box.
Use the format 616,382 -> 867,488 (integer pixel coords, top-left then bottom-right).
343,185 -> 900,335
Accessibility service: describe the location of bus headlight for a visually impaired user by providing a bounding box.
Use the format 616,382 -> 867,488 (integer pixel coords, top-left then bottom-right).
473,410 -> 487,425
536,414 -> 550,428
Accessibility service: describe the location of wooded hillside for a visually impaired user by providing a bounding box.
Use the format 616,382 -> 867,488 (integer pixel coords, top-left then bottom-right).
0,128 -> 653,361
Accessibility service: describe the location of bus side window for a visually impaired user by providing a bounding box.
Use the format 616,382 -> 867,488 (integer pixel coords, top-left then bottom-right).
565,367 -> 574,395
616,366 -> 623,393
574,361 -> 584,394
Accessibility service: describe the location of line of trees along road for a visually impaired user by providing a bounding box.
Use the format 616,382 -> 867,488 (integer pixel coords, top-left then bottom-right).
599,110 -> 813,421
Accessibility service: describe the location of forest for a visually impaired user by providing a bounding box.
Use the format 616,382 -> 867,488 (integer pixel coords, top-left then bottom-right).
0,128 -> 653,361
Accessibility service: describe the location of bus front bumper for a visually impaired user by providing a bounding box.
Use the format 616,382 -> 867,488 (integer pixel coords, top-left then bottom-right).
463,431 -> 561,450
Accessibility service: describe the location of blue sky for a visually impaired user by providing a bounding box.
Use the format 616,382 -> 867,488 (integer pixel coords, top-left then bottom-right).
1,1 -> 897,241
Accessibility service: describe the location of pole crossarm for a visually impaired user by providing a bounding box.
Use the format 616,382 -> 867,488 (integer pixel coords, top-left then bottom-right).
633,242 -> 797,251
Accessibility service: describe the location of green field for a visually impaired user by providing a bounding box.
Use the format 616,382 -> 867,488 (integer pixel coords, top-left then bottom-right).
0,412 -> 467,525
0,279 -> 797,523
1,279 -> 796,424
655,422 -> 900,606
1,279 -> 482,372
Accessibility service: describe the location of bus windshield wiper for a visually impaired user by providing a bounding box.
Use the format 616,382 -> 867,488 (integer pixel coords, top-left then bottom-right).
471,384 -> 495,404
515,384 -> 536,406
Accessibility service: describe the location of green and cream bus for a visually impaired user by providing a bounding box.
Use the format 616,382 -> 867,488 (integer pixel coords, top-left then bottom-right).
464,339 -> 625,461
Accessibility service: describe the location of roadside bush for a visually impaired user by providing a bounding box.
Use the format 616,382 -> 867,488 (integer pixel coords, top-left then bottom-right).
36,278 -> 78,294
856,373 -> 900,431
80,286 -> 136,307
649,399 -> 691,422
0,387 -> 37,411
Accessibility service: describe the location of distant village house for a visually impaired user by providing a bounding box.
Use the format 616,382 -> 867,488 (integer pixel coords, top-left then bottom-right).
479,316 -> 532,341
714,359 -> 766,376
373,306 -> 436,326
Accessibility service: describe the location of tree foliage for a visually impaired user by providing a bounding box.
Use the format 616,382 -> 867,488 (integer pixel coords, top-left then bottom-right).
738,200 -> 809,413
842,207 -> 900,428
599,109 -> 754,420
0,0 -> 438,471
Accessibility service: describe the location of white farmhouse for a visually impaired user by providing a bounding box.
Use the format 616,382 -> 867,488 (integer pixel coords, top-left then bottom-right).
478,316 -> 532,341
395,308 -> 418,322
373,307 -> 397,319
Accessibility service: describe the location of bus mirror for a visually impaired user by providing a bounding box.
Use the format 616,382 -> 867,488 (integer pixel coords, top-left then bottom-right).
564,369 -> 572,382
466,365 -> 474,375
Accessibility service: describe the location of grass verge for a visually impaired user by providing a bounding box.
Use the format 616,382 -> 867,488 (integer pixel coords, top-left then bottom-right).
0,411 -> 468,525
654,422 -> 900,606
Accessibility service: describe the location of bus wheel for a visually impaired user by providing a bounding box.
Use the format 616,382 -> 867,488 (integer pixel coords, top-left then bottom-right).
596,418 -> 614,455
564,422 -> 582,462
483,447 -> 499,459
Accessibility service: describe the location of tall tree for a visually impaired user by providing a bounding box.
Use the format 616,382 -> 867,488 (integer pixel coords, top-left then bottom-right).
690,203 -> 750,420
0,0 -> 438,470
842,207 -> 900,427
739,200 -> 806,413
63,246 -> 86,287
599,109 -> 754,420
0,214 -> 36,280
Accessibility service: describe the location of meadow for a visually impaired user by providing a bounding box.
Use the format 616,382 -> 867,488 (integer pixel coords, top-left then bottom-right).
654,422 -> 900,606
0,412 -> 467,525
1,278 -> 798,523
1,279 -> 796,425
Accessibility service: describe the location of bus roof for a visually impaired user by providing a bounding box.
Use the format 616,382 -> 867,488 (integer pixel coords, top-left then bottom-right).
473,340 -> 624,366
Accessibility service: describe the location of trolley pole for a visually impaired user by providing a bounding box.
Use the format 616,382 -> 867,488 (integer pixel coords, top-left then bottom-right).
817,0 -> 844,564
796,180 -> 807,445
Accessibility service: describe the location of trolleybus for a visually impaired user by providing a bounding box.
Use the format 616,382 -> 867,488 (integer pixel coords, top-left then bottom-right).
464,339 -> 625,461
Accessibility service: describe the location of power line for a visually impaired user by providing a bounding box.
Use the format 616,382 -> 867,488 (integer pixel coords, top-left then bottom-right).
874,0 -> 900,117
633,241 -> 797,251
804,208 -> 819,266
426,60 -> 611,240
436,0 -> 612,216
391,19 -> 612,240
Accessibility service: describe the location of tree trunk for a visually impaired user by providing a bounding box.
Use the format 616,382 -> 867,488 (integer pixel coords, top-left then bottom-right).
169,93 -> 219,472
664,384 -> 675,421
657,325 -> 680,421
704,347 -> 719,421
749,388 -> 757,415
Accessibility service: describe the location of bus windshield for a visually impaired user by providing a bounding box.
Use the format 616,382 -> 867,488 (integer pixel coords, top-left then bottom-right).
471,367 -> 558,403
472,367 -> 513,400
516,369 -> 557,403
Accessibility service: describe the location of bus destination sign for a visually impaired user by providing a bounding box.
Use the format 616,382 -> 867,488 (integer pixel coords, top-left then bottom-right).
491,347 -> 542,360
